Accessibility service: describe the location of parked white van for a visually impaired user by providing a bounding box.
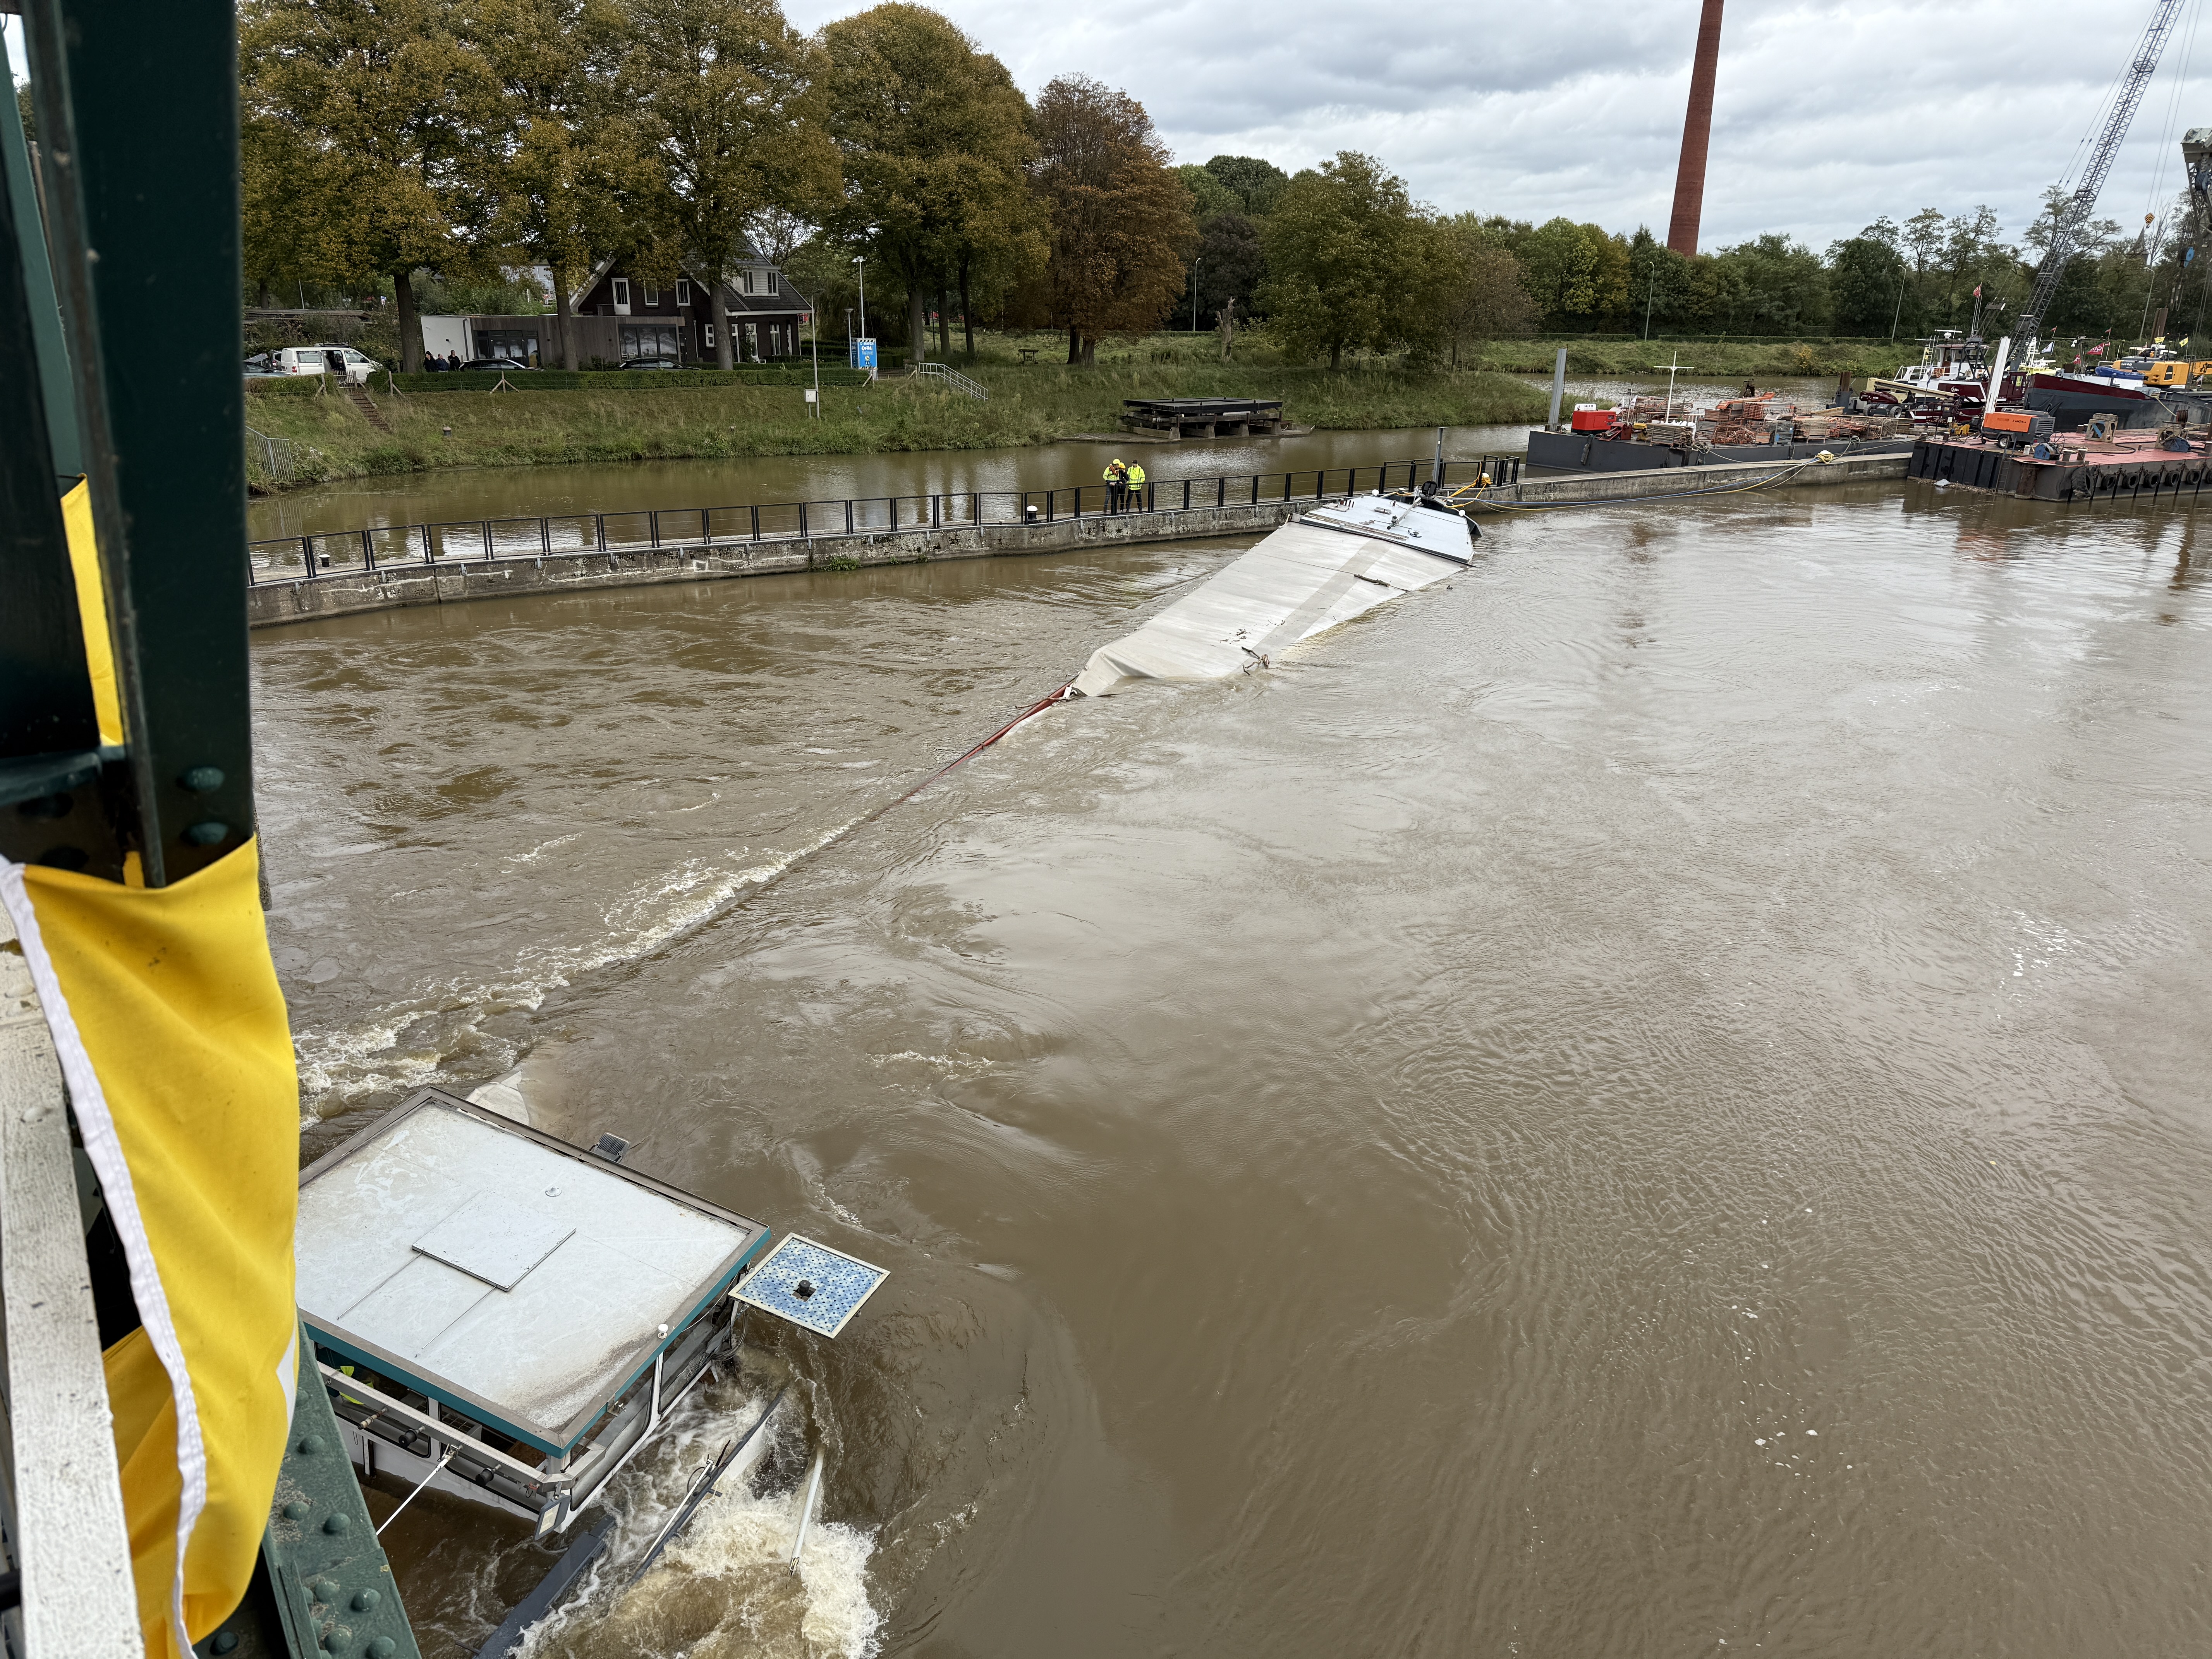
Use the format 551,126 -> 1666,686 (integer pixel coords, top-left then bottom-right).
246,345 -> 380,384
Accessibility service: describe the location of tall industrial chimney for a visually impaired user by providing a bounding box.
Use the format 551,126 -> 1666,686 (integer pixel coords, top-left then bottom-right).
1666,0 -> 1725,256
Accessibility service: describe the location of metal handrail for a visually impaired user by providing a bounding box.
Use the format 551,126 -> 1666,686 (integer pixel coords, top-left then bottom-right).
244,454 -> 1524,584
908,361 -> 988,400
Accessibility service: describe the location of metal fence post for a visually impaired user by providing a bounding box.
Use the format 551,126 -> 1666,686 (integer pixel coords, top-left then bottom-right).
421,524 -> 433,563
361,527 -> 373,570
844,500 -> 854,535
649,510 -> 660,548
890,496 -> 899,532
540,517 -> 551,556
481,520 -> 491,562
300,533 -> 313,577
751,505 -> 760,542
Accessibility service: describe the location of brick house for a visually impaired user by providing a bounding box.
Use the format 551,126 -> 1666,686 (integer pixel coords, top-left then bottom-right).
462,251 -> 812,368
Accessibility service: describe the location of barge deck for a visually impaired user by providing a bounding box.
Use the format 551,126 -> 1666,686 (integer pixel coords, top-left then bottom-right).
1906,430 -> 2212,502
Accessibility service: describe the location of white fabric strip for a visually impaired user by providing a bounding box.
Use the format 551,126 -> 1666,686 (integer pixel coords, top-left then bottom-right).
0,862 -> 207,1659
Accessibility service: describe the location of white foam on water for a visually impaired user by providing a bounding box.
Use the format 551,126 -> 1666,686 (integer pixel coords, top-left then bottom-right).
515,1377 -> 879,1659
292,818 -> 865,1117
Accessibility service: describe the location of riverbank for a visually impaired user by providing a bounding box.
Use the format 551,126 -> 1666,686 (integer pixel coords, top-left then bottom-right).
1462,335 -> 1915,378
243,364 -> 1547,494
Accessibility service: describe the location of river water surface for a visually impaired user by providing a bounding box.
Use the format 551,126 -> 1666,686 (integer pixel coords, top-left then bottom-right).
255,479 -> 2212,1656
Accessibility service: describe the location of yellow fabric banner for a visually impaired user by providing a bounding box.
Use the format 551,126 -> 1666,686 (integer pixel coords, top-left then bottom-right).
60,476 -> 122,747
1,840 -> 300,1657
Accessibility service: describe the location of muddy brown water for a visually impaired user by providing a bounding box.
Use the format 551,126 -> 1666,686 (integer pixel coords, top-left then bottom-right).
256,479 -> 2212,1656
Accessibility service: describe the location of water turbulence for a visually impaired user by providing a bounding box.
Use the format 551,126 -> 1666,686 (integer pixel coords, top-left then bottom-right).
261,487 -> 2212,1656
524,1371 -> 883,1659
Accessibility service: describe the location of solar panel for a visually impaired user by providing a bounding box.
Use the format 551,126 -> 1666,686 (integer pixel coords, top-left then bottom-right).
732,1235 -> 888,1340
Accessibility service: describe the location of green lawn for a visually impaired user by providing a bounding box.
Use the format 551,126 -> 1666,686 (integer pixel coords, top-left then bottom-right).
242,349 -> 1549,492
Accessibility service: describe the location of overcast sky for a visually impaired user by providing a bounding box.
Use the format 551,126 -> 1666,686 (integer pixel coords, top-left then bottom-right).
11,2 -> 2208,251
779,0 -> 2210,251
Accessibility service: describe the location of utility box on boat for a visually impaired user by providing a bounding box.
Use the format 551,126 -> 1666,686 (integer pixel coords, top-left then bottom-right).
1982,408 -> 2056,440
294,1088 -> 770,1534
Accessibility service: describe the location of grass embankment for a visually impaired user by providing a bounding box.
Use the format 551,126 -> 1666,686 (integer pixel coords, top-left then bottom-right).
242,354 -> 1547,493
1459,336 -> 1918,379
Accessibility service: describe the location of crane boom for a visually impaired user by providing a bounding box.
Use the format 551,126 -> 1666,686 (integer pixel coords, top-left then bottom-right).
2021,0 -> 2188,342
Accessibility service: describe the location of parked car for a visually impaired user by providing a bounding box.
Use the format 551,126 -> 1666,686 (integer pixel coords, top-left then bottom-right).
618,356 -> 681,371
459,357 -> 535,371
250,344 -> 380,384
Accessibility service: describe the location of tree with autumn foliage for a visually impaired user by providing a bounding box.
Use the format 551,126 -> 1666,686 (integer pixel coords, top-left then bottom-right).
1261,151 -> 1444,369
820,4 -> 1040,366
240,0 -> 500,371
620,0 -> 841,369
476,0 -> 644,369
1031,75 -> 1194,365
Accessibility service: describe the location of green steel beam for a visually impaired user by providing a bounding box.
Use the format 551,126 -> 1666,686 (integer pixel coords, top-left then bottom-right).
192,1333 -> 424,1659
0,55 -> 102,803
20,0 -> 256,886
0,59 -> 80,483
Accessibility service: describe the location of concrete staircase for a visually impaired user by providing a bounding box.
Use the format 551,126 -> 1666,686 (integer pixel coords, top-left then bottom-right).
341,378 -> 392,433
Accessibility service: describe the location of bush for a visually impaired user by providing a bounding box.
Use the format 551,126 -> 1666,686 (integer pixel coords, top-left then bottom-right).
379,366 -> 870,394
244,375 -> 327,398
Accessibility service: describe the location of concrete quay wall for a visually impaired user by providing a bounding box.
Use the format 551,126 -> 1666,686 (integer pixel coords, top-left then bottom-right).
247,500 -> 1306,629
246,453 -> 1908,630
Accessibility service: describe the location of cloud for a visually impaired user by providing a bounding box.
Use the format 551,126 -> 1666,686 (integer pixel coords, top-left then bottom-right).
784,0 -> 2212,251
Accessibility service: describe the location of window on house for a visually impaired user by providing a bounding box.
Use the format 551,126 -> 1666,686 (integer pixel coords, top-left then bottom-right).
738,269 -> 755,295
703,323 -> 716,348
611,277 -> 630,310
643,284 -> 659,306
767,270 -> 778,295
676,279 -> 691,305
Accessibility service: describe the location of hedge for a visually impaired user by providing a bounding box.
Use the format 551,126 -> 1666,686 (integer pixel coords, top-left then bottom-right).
372,366 -> 872,394
243,375 -> 328,398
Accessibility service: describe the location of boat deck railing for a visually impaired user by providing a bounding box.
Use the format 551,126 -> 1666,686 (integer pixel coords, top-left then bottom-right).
245,455 -> 1525,584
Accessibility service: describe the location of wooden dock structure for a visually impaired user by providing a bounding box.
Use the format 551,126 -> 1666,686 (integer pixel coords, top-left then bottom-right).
1120,396 -> 1284,439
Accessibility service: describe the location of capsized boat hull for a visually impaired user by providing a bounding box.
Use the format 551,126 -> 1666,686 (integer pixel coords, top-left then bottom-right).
1070,493 -> 1474,697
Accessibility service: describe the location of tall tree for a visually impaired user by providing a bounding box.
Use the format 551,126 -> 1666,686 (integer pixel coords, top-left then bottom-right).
1194,211 -> 1267,325
1204,154 -> 1289,218
1517,217 -> 1630,329
820,3 -> 1038,366
1431,214 -> 1535,365
477,0 -> 638,369
1705,233 -> 1831,332
1260,151 -> 1435,368
1626,227 -> 1695,333
1177,163 -> 1241,222
1827,228 -> 1910,336
1032,74 -> 1193,365
240,0 -> 499,371
623,0 -> 840,369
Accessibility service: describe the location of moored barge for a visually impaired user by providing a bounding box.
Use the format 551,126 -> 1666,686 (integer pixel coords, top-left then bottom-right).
1906,426 -> 2212,502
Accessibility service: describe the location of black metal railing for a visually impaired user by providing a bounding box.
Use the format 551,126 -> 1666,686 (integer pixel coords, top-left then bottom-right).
244,454 -> 1524,584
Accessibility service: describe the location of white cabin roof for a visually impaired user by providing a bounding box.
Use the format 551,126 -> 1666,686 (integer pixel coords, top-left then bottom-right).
295,1091 -> 766,1453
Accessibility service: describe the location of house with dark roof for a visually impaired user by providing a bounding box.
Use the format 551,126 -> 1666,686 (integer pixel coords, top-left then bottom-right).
457,249 -> 814,368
